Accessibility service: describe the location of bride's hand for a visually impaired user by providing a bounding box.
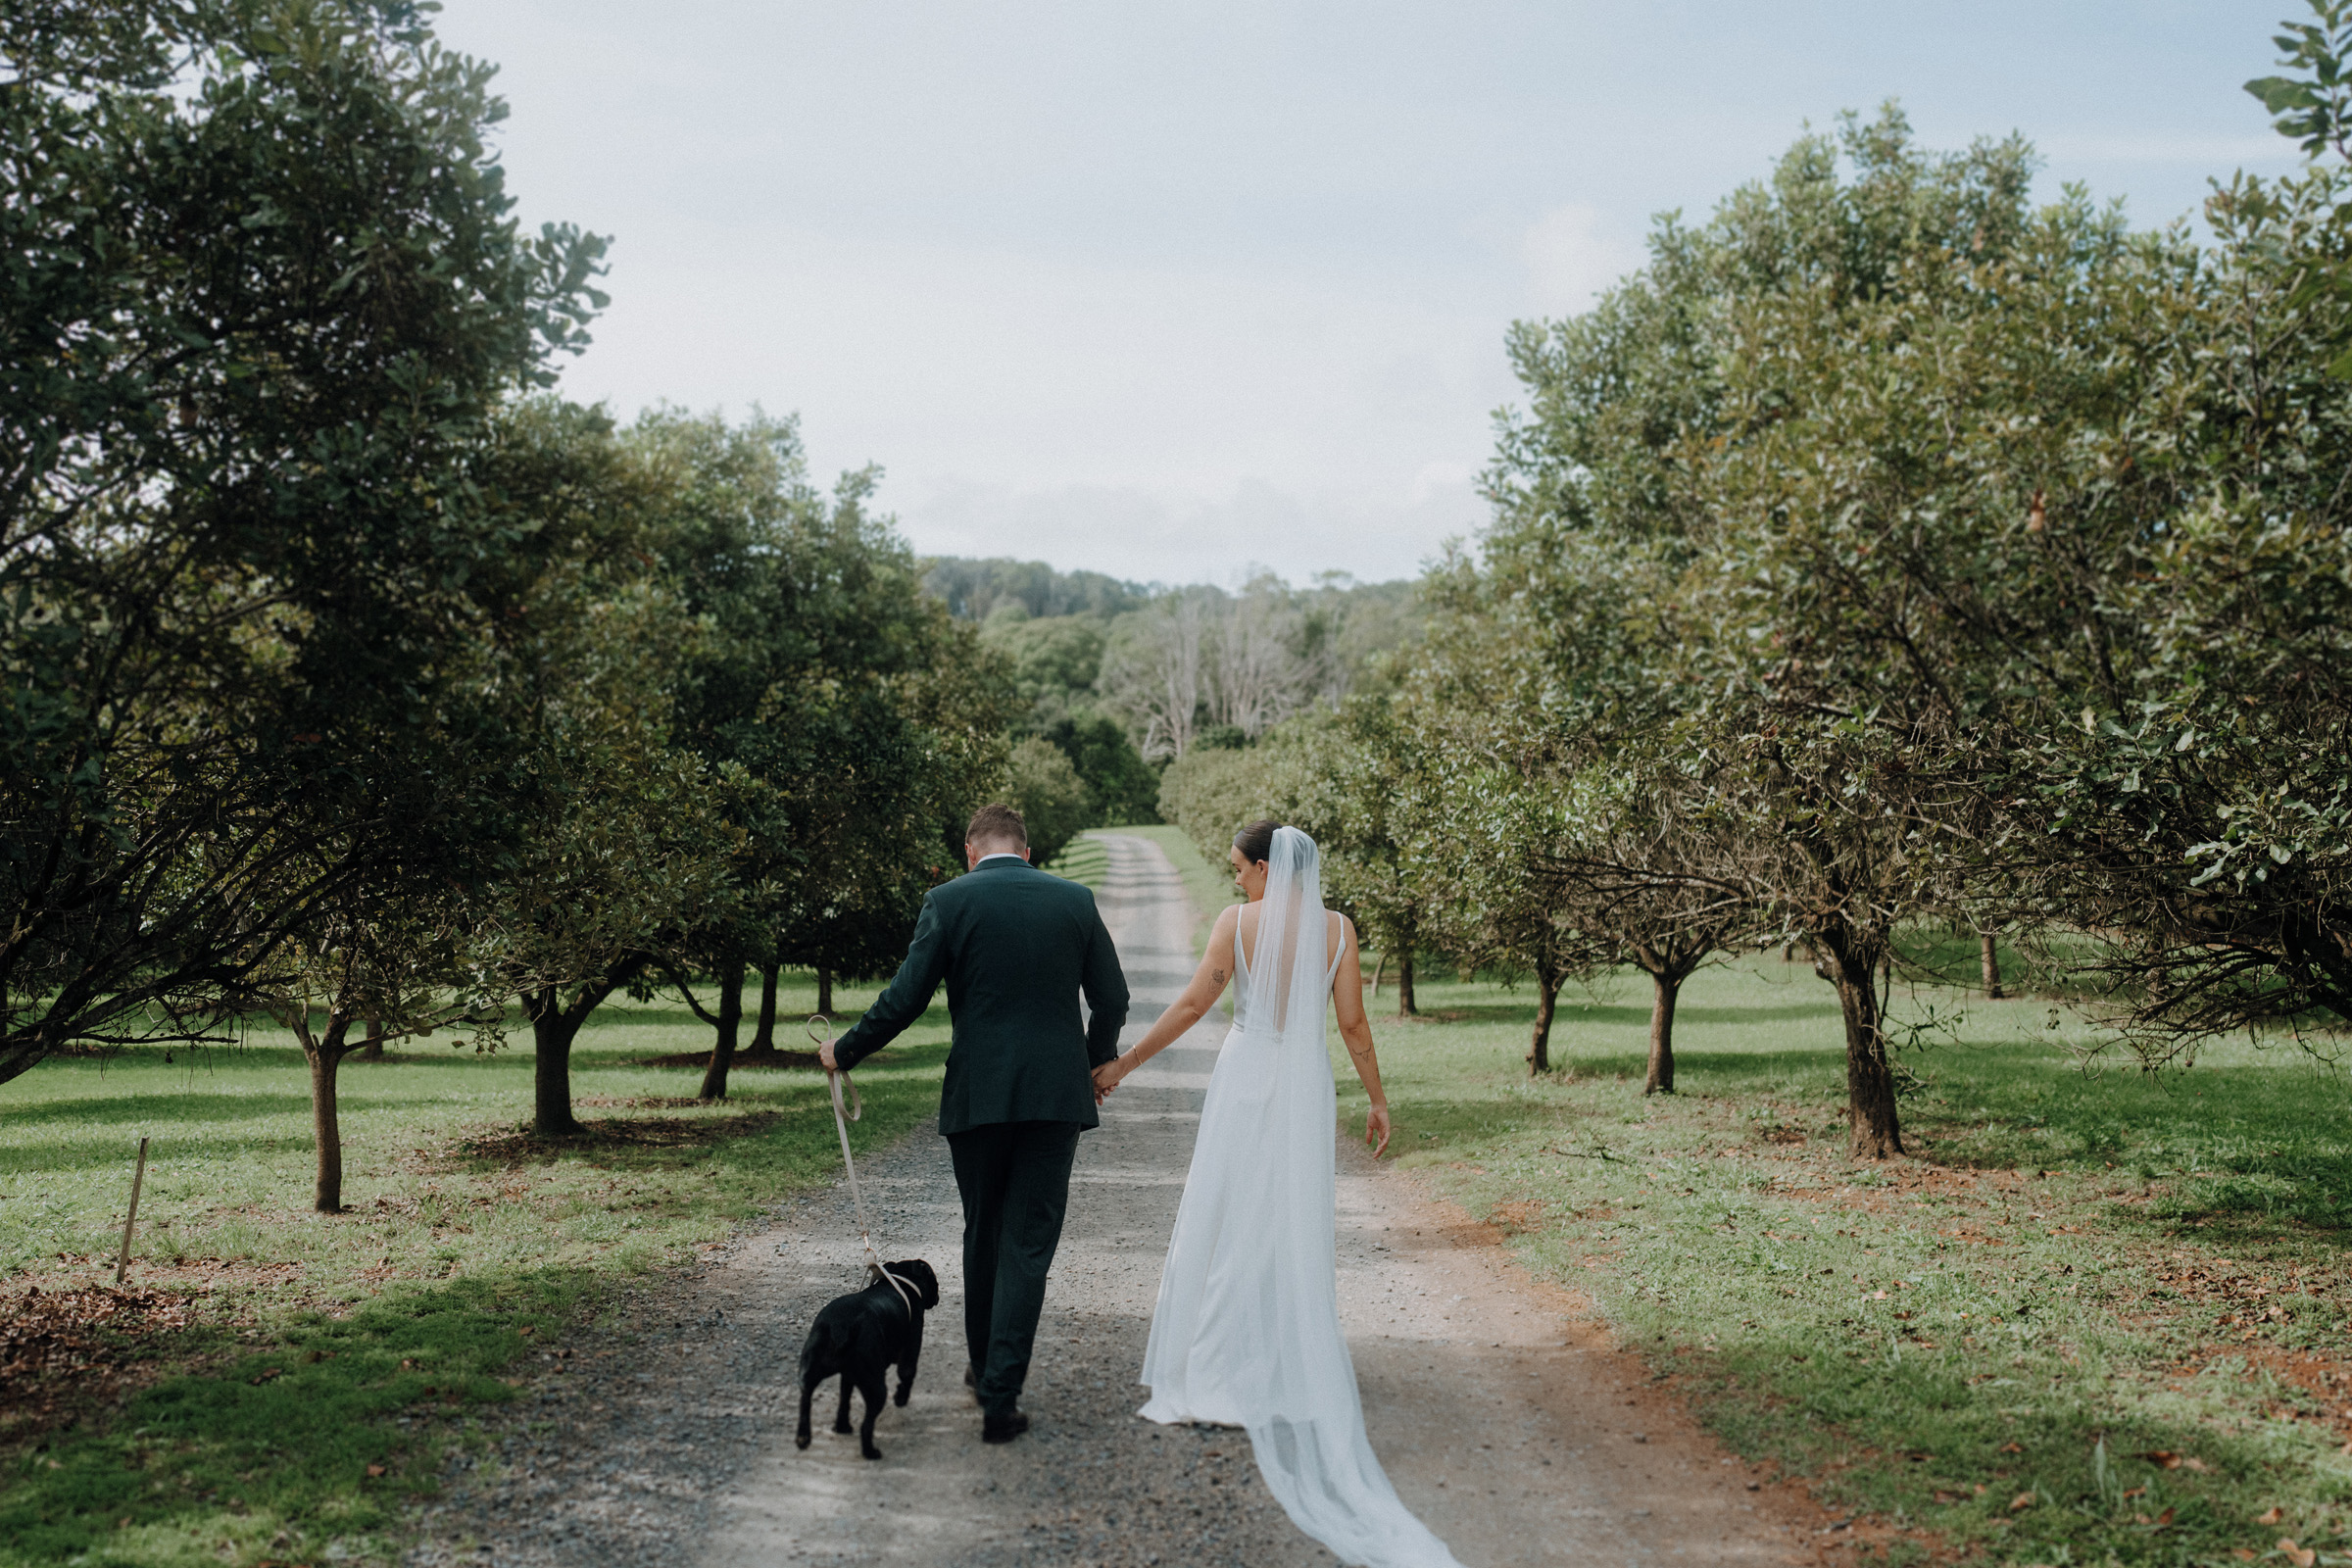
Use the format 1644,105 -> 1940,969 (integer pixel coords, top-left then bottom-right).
1092,1055 -> 1129,1102
1364,1102 -> 1392,1159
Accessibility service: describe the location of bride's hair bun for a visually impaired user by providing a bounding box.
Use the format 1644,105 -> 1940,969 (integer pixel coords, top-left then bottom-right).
1232,818 -> 1282,865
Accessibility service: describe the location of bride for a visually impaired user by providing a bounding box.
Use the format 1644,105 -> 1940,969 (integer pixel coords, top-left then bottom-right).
1092,820 -> 1465,1568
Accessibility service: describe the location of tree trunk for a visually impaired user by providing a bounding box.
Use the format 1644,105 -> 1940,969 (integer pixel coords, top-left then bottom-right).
1528,964 -> 1558,1076
1396,947 -> 1416,1016
698,961 -> 747,1101
358,1016 -> 383,1060
1644,969 -> 1682,1096
529,984 -> 607,1139
1369,950 -> 1387,997
817,966 -> 834,1016
1980,931 -> 2004,999
1782,941 -> 1796,963
751,963 -> 781,1051
1814,927 -> 1902,1158
307,1038 -> 347,1212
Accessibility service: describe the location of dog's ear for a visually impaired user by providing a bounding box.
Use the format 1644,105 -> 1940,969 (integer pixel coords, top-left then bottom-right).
893,1259 -> 941,1309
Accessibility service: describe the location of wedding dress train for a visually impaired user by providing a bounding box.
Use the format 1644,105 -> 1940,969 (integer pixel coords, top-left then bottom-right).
1138,827 -> 1464,1568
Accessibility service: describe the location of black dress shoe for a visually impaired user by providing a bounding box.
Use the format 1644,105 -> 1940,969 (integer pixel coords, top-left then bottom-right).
981,1409 -> 1030,1444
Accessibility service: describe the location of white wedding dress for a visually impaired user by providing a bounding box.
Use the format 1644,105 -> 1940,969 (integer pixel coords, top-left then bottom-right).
1138,827 -> 1465,1568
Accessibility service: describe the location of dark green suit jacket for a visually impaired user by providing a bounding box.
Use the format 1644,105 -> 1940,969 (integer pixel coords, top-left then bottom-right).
833,857 -> 1129,1134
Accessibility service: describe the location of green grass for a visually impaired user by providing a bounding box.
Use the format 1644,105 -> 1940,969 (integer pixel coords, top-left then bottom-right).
1337,958 -> 2352,1567
0,975 -> 949,1568
1042,831 -> 1111,891
1083,825 -> 1239,948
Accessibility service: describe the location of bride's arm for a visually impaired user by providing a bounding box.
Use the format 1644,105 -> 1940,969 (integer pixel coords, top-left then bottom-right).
1093,906 -> 1241,1095
1330,915 -> 1393,1157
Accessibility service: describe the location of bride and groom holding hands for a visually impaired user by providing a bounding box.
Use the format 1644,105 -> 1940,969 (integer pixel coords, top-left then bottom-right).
819,804 -> 1463,1568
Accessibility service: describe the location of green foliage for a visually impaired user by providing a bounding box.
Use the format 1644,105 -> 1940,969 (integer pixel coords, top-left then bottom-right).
623,409 -> 1015,995
1095,577 -> 1421,760
1003,736 -> 1092,867
0,0 -> 609,1084
1350,959 -> 2352,1566
459,405 -> 737,1053
1155,743 -> 1288,865
2247,0 -> 2352,160
1038,713 -> 1160,826
921,556 -> 1149,621
1449,72 -> 2352,1144
981,609 -> 1108,724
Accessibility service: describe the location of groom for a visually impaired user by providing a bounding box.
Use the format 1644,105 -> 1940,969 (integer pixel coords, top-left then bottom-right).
820,804 -> 1129,1442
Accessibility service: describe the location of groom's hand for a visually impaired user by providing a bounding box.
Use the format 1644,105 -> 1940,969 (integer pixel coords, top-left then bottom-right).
818,1038 -> 840,1071
1090,1057 -> 1124,1103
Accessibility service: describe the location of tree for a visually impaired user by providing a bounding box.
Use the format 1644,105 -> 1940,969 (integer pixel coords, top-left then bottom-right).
1953,7 -> 2352,1057
246,871 -> 488,1212
981,609 -> 1108,730
621,411 -> 1018,1097
1430,775 -> 1597,1075
1039,712 -> 1160,825
1004,738 -> 1092,866
1102,590 -> 1211,760
921,557 -> 1148,620
0,0 -> 606,1084
1477,107 -> 2056,1152
1283,701 -> 1446,1017
456,403 -> 738,1138
1413,536 -> 1759,1081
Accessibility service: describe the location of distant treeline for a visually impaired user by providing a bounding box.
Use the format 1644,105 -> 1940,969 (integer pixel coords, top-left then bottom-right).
917,557 -> 1422,848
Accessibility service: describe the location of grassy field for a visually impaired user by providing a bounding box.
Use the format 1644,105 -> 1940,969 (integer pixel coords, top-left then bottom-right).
0,977 -> 948,1568
15,834 -> 2348,1568
1341,956 -> 2352,1567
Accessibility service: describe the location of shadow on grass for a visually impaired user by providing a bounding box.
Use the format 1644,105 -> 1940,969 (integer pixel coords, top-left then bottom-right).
1426,998 -> 1845,1032
0,1134 -> 326,1181
1908,1046 -> 2352,1232
0,1267 -> 594,1567
1,1092 -> 319,1129
443,1109 -> 797,1169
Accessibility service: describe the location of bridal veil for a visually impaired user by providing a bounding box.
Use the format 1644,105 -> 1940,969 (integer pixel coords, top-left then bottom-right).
1138,826 -> 1464,1568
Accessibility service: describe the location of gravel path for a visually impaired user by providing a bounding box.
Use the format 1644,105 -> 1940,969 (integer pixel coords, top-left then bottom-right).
408,835 -> 1817,1567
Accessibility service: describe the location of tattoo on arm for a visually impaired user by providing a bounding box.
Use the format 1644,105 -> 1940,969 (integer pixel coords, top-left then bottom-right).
1210,967 -> 1226,986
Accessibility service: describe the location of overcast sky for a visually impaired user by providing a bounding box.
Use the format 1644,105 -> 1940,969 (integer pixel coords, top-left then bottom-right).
433,1 -> 2305,588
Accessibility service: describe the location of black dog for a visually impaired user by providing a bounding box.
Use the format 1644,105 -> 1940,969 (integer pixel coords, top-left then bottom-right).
795,1259 -> 941,1460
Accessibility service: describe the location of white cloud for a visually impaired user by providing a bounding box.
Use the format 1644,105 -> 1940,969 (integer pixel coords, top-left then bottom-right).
436,0 -> 2296,588
1519,204 -> 1644,318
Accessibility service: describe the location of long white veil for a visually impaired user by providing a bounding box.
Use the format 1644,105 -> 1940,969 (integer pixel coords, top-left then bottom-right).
1140,826 -> 1462,1568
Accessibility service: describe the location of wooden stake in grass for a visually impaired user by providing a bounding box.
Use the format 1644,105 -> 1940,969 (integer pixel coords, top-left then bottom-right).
115,1135 -> 150,1286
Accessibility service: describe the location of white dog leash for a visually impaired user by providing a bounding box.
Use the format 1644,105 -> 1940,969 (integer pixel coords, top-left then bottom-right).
813,1015 -> 916,1314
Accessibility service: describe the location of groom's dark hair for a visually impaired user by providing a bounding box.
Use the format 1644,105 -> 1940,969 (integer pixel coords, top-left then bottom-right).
966,803 -> 1028,851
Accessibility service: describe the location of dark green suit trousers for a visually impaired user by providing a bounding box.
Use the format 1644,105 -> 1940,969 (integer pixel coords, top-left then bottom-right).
948,1119 -> 1080,1417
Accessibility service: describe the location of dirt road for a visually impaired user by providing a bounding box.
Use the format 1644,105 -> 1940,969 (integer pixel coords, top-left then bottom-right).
410,834 -> 1816,1566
